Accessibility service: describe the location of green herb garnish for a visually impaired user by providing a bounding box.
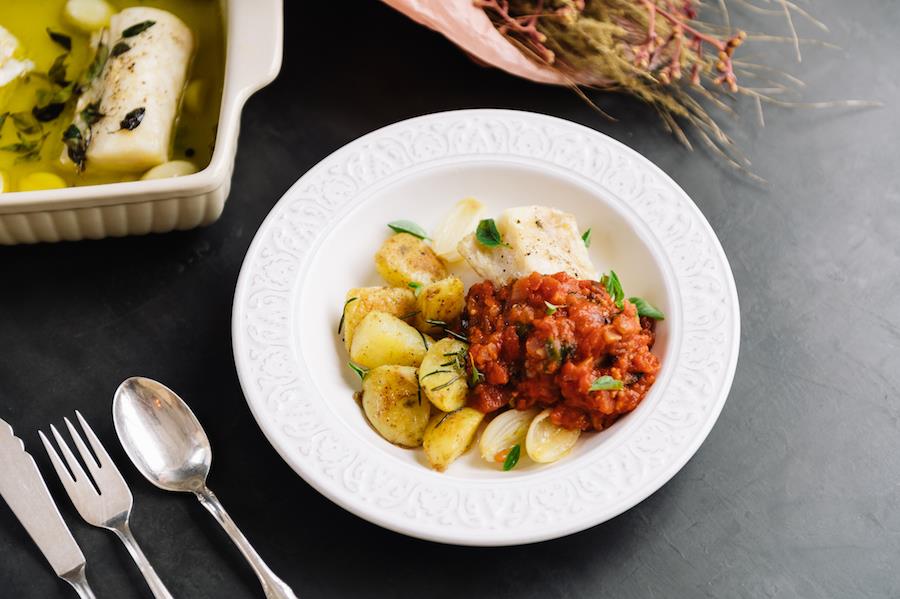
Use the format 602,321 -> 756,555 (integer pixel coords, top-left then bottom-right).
398,310 -> 420,320
503,444 -> 521,471
46,29 -> 72,51
387,220 -> 428,240
544,301 -> 561,315
32,103 -> 66,123
433,412 -> 451,430
545,339 -> 561,362
426,319 -> 468,342
468,355 -> 484,386
418,330 -> 430,350
9,112 -> 41,135
337,297 -> 358,335
590,375 -> 623,391
475,218 -> 509,248
421,369 -> 452,380
120,107 -> 145,130
601,270 -> 624,309
347,361 -> 369,381
0,133 -> 46,155
48,54 -> 69,87
444,329 -> 469,343
80,102 -> 104,126
408,281 -> 424,297
82,42 -> 109,84
0,112 -> 7,130
122,20 -> 156,38
582,228 -> 592,248
110,42 -> 130,57
62,125 -> 86,171
431,375 -> 463,392
629,297 -> 665,320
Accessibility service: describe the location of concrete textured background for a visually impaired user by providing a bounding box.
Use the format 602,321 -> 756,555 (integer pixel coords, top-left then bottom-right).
1,1 -> 898,597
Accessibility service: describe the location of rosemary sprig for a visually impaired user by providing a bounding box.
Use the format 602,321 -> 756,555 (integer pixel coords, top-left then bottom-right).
431,374 -> 463,392
337,297 -> 358,335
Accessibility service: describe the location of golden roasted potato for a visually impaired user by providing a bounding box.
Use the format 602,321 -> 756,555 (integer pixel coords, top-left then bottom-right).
414,276 -> 466,335
375,233 -> 448,288
418,338 -> 469,412
350,311 -> 433,368
362,366 -> 431,447
340,286 -> 416,352
423,407 -> 484,471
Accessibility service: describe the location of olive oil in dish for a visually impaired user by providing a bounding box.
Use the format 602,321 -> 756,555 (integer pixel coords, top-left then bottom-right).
0,0 -> 224,192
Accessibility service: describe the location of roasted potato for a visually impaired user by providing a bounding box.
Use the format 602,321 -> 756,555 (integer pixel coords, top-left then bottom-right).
423,407 -> 484,471
418,338 -> 469,412
414,276 -> 466,335
362,366 -> 431,447
350,311 -> 433,368
340,286 -> 416,352
375,232 -> 448,288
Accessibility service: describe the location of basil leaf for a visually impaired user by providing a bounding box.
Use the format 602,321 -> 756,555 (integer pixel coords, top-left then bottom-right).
120,107 -> 145,130
503,444 -> 521,471
347,361 -> 369,382
582,228 -> 592,248
475,218 -> 508,248
47,28 -> 72,51
544,301 -> 560,315
110,42 -> 130,57
601,270 -> 624,309
387,220 -> 428,240
122,20 -> 155,38
629,297 -> 665,320
590,375 -> 623,391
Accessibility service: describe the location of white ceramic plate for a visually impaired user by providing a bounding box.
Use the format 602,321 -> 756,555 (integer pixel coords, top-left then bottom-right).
232,109 -> 740,546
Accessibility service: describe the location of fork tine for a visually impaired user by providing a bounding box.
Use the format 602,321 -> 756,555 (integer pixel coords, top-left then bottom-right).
39,430 -> 81,498
74,410 -> 118,472
49,423 -> 92,488
64,416 -> 102,479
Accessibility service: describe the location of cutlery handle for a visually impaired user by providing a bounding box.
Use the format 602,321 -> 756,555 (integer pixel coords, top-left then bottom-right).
195,486 -> 298,599
113,521 -> 175,599
61,566 -> 96,599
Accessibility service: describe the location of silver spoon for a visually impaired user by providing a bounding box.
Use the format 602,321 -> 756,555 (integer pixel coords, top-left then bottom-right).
112,377 -> 298,599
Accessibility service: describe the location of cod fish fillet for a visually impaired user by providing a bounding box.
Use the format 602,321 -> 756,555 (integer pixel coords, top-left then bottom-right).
62,7 -> 193,173
457,206 -> 598,284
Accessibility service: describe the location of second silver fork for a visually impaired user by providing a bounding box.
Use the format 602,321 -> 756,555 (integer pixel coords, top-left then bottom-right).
40,412 -> 174,599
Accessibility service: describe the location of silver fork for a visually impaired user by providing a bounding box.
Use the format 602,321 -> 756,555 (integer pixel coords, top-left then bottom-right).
39,412 -> 174,599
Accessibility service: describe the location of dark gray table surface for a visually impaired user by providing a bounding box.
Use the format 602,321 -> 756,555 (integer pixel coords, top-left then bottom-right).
2,1 -> 898,598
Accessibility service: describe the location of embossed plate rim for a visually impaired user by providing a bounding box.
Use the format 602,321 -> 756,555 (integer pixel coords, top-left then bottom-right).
232,109 -> 740,546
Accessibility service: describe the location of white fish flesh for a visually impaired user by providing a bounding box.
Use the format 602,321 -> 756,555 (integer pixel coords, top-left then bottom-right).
64,7 -> 193,173
457,205 -> 598,284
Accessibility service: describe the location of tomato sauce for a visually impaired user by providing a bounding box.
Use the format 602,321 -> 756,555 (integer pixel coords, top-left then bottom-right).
464,272 -> 661,431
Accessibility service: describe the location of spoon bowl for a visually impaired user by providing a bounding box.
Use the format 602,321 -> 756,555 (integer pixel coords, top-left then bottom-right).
113,377 -> 211,493
111,376 -> 298,599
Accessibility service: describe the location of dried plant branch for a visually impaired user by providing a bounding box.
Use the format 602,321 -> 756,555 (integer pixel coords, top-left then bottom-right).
476,0 -> 874,180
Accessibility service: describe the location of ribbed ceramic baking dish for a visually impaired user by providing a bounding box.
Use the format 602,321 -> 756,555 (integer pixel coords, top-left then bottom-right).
0,0 -> 283,245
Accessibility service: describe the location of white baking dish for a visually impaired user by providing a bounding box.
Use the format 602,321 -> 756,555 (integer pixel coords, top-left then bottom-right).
0,0 -> 283,245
